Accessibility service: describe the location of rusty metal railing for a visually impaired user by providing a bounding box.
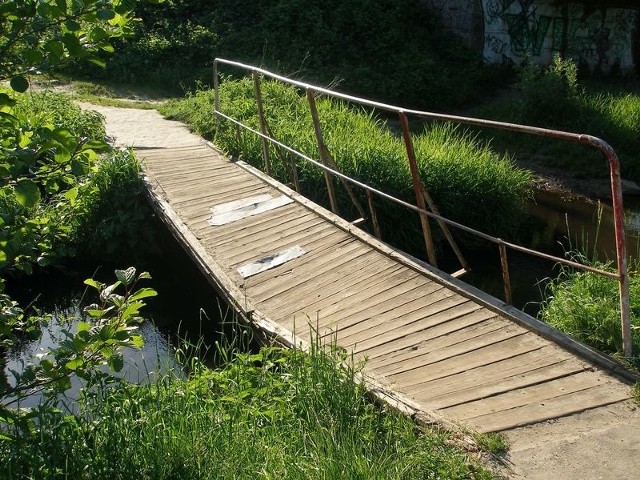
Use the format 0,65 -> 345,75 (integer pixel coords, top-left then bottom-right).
213,58 -> 632,358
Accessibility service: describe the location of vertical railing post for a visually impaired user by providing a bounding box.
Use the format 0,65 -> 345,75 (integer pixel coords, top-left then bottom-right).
252,71 -> 271,176
398,112 -> 437,267
290,153 -> 300,192
213,59 -> 220,113
307,88 -> 339,215
498,240 -> 513,305
366,190 -> 382,239
597,143 -> 632,357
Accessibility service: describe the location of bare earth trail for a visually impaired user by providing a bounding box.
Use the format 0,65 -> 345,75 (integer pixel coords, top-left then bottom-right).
85,103 -> 640,480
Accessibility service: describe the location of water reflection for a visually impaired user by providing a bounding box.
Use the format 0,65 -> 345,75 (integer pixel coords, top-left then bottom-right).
4,306 -> 182,410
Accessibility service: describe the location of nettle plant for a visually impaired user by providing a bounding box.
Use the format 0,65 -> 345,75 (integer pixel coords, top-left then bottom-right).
1,267 -> 156,440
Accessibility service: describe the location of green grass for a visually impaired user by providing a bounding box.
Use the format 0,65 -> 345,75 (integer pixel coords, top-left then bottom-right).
538,254 -> 640,361
471,58 -> 640,184
161,79 -> 532,254
1,342 -> 492,479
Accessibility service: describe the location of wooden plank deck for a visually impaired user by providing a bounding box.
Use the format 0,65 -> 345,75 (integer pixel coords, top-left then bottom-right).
138,143 -> 633,433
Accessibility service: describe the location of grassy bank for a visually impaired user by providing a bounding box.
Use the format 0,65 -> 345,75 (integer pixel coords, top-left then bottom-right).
538,255 -> 640,363
473,56 -> 640,184
161,79 -> 531,253
2,341 -> 492,479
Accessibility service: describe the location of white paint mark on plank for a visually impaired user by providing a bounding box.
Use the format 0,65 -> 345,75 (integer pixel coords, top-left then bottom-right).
208,194 -> 293,225
238,246 -> 306,278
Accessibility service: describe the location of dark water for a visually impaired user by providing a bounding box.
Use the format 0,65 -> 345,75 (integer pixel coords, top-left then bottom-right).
2,221 -> 239,408
442,188 -> 640,316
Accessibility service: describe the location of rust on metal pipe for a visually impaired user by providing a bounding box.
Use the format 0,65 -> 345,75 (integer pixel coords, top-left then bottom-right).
398,111 -> 437,267
499,241 -> 513,305
307,89 -> 339,215
366,189 -> 382,239
252,71 -> 271,176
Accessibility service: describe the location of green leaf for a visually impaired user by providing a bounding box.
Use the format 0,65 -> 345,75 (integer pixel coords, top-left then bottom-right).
62,33 -> 84,57
84,279 -> 102,290
65,358 -> 84,371
77,321 -> 91,332
45,40 -> 65,60
10,76 -> 29,93
97,9 -> 116,20
0,93 -> 17,107
14,179 -> 41,208
115,267 -> 136,286
129,287 -> 158,302
108,354 -> 124,372
81,139 -> 110,152
130,334 -> 144,348
65,20 -> 81,31
22,49 -> 43,64
48,128 -> 78,151
54,147 -> 71,163
88,57 -> 107,68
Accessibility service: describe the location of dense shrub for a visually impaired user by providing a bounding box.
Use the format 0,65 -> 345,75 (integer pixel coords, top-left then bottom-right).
87,0 -> 495,110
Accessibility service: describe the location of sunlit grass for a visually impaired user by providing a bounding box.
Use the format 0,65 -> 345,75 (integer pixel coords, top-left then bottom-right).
2,340 -> 492,479
160,80 -> 531,252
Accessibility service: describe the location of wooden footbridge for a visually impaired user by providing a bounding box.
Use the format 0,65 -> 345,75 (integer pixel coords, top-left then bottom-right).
93,59 -> 639,478
138,129 -> 634,434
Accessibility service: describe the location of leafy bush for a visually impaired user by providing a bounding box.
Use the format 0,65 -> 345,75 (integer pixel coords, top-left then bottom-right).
72,148 -> 154,259
89,0 -> 495,109
517,54 -> 579,126
161,80 -> 531,253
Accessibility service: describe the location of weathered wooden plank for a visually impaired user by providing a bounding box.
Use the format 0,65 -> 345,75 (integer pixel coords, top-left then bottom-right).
237,245 -> 306,278
353,309 -> 496,364
178,186 -> 276,223
208,195 -> 293,226
374,317 -> 516,374
276,268 -> 427,328
193,202 -> 302,238
405,344 -> 577,397
208,211 -> 322,251
324,282 -> 453,342
466,384 -> 631,432
388,332 -> 548,388
223,222 -> 336,267
346,296 -> 480,355
258,250 -> 398,312
421,358 -> 591,410
443,372 -> 630,432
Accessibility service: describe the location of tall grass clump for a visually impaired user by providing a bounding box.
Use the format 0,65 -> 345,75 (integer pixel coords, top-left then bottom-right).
538,254 -> 640,360
71,148 -> 154,259
161,79 -> 531,252
2,342 -> 491,479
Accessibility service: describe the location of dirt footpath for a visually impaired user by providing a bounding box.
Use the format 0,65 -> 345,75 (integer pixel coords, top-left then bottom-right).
87,103 -> 640,480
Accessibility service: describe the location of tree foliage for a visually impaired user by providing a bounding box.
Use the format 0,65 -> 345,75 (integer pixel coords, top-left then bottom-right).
0,0 -> 149,92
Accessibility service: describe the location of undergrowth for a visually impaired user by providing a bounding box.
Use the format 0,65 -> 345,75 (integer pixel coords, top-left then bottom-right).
2,340 -> 491,479
538,253 -> 640,362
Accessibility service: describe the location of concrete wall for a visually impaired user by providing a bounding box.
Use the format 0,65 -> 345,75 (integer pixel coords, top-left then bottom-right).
427,1 -> 639,73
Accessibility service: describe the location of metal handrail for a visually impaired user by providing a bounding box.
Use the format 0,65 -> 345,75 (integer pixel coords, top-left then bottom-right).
213,58 -> 632,358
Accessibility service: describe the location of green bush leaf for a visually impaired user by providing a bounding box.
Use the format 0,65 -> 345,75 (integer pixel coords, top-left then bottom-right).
108,354 -> 124,372
115,267 -> 136,286
10,76 -> 29,93
129,287 -> 158,302
14,179 -> 41,208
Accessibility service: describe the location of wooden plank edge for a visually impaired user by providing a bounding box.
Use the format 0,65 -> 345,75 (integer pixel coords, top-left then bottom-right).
200,143 -> 639,385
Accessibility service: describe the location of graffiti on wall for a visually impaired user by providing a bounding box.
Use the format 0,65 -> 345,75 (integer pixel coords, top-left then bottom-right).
481,0 -> 637,71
